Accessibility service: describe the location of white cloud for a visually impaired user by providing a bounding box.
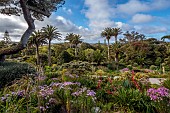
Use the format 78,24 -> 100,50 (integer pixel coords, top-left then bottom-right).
0,14 -> 27,41
116,0 -> 170,15
115,22 -> 134,31
134,25 -> 167,34
132,14 -> 153,23
0,14 -> 94,42
117,0 -> 149,15
36,15 -> 95,42
84,0 -> 114,31
63,7 -> 72,15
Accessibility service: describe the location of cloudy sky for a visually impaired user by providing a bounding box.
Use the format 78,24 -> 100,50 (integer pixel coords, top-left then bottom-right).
0,0 -> 170,43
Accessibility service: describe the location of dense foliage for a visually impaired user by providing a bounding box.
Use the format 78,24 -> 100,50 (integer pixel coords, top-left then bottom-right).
0,62 -> 35,87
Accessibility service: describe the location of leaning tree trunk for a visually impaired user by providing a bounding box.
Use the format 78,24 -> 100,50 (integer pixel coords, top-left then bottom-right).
0,0 -> 35,61
48,40 -> 51,66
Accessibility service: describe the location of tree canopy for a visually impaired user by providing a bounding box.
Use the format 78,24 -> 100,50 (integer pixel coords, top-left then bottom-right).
0,0 -> 65,20
0,0 -> 65,60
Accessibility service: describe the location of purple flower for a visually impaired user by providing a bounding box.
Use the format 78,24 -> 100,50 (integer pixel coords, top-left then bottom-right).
147,87 -> 169,101
51,83 -> 62,87
49,98 -> 57,104
72,87 -> 96,98
40,106 -> 46,111
87,90 -> 96,97
51,78 -> 58,80
11,92 -> 16,95
1,97 -> 6,102
72,87 -> 87,97
75,82 -> 81,86
68,74 -> 74,78
17,90 -> 25,97
63,82 -> 74,86
120,68 -> 129,72
5,94 -> 10,97
72,91 -> 82,96
75,75 -> 79,78
39,86 -> 54,98
38,76 -> 46,81
51,82 -> 81,91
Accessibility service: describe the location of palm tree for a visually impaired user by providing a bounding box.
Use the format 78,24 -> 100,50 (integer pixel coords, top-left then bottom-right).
65,33 -> 75,48
101,27 -> 114,60
28,30 -> 46,65
138,34 -> 146,41
161,35 -> 170,41
161,35 -> 170,58
112,28 -> 122,69
41,25 -> 61,66
112,28 -> 122,44
123,31 -> 140,43
65,33 -> 82,57
72,34 -> 82,57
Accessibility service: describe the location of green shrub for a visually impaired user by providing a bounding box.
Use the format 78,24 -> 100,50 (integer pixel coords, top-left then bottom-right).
150,65 -> 158,70
113,88 -> 156,113
60,61 -> 92,74
107,62 -> 116,70
25,56 -> 37,64
0,62 -> 36,87
127,65 -> 132,70
133,63 -> 138,67
164,65 -> 170,71
163,79 -> 170,90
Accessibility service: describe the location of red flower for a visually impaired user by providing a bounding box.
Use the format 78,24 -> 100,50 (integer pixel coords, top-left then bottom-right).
97,80 -> 102,89
131,70 -> 140,91
108,77 -> 112,83
107,90 -> 112,94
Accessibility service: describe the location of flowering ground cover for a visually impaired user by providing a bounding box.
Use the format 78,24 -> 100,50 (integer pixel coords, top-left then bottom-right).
0,65 -> 170,113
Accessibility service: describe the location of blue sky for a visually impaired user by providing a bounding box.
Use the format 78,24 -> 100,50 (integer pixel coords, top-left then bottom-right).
0,0 -> 170,43
52,0 -> 170,42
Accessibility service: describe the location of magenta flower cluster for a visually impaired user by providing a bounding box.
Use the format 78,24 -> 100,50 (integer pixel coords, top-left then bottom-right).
147,87 -> 169,101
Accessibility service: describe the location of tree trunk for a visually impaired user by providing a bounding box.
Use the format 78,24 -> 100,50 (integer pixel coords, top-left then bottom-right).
115,35 -> 117,44
0,0 -> 35,61
115,52 -> 119,70
75,45 -> 77,58
162,66 -> 165,74
107,39 -> 110,60
75,47 -> 77,57
35,44 -> 40,65
48,40 -> 51,66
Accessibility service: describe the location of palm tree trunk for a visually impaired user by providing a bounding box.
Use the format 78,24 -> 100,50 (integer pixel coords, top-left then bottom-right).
35,44 -> 40,65
115,52 -> 119,70
107,39 -> 110,60
75,45 -> 77,58
48,40 -> 51,66
115,35 -> 118,44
